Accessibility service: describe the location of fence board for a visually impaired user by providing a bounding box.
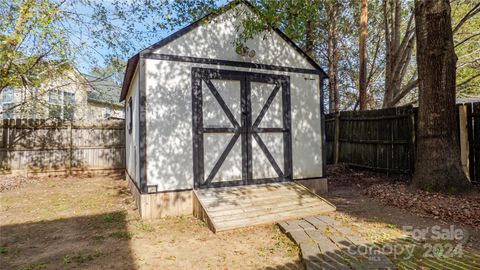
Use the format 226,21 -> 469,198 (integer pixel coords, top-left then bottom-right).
327,104 -> 480,184
327,106 -> 414,174
468,103 -> 480,183
0,119 -> 125,175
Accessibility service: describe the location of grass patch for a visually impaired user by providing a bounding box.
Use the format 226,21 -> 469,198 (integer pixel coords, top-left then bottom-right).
80,201 -> 97,210
110,231 -> 133,240
0,246 -> 7,254
136,221 -> 155,233
386,223 -> 397,229
323,226 -> 334,236
272,226 -> 300,257
16,263 -> 48,270
91,234 -> 105,241
196,219 -> 208,227
63,251 -> 103,265
102,212 -> 125,223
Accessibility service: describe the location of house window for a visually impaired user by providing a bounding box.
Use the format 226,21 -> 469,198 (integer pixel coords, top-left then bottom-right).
128,97 -> 132,133
63,92 -> 75,120
2,88 -> 15,119
104,107 -> 112,119
49,90 -> 75,120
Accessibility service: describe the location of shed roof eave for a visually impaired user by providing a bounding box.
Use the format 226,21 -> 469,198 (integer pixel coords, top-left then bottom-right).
119,0 -> 328,101
119,54 -> 140,102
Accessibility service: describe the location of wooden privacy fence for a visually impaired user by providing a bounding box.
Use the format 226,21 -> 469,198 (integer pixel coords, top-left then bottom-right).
0,119 -> 125,175
326,104 -> 477,184
466,102 -> 480,183
325,106 -> 415,173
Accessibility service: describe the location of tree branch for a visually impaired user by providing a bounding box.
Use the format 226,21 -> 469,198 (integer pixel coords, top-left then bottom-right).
388,77 -> 418,107
457,73 -> 480,89
452,2 -> 480,34
455,32 -> 480,48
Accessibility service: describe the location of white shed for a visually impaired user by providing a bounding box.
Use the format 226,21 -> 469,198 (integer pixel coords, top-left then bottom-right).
120,0 -> 329,220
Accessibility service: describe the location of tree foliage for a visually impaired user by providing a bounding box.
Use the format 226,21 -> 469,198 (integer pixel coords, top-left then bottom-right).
1,0 -> 478,111
452,0 -> 480,97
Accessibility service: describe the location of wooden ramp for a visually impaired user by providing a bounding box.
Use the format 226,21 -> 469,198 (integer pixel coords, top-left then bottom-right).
193,182 -> 336,233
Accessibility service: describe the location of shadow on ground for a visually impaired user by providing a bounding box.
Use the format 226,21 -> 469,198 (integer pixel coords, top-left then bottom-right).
0,211 -> 135,269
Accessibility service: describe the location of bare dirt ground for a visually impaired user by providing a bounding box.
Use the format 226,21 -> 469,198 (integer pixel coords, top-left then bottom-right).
0,174 -> 301,270
325,165 -> 480,238
2,168 -> 479,270
324,165 -> 480,268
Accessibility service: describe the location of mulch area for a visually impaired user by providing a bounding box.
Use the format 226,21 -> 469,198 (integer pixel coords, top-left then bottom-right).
327,164 -> 480,231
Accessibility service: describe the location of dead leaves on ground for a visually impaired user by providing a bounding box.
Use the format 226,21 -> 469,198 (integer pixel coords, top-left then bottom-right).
366,182 -> 480,230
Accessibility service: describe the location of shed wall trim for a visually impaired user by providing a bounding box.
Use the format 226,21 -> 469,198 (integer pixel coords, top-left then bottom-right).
120,0 -> 327,102
143,53 -> 323,75
320,77 -> 327,177
139,57 -> 148,193
144,59 -> 324,192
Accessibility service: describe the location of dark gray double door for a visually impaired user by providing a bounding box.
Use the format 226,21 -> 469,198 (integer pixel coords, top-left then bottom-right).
192,68 -> 292,188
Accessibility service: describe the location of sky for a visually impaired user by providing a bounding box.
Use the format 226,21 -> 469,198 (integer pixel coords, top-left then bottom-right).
72,0 -> 228,74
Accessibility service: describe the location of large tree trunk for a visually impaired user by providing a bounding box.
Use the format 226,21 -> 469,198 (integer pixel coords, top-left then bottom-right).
328,3 -> 339,113
359,0 -> 368,110
412,0 -> 471,192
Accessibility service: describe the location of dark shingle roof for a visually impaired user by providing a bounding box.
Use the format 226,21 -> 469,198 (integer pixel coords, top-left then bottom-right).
85,75 -> 123,107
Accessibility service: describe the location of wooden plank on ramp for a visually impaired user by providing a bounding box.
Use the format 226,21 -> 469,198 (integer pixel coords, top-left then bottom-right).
193,182 -> 336,233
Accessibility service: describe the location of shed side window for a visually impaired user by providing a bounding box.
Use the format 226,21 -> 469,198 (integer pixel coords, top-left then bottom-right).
128,97 -> 132,133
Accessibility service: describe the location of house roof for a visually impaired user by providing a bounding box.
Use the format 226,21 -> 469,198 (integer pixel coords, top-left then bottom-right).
85,75 -> 123,107
119,0 -> 327,102
457,97 -> 480,104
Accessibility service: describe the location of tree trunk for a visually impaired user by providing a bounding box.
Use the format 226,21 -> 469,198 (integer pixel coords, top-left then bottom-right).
305,18 -> 314,57
359,0 -> 368,110
412,0 -> 471,192
328,3 -> 339,113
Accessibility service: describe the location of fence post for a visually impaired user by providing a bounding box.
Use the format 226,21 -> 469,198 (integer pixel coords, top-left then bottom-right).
334,112 -> 340,164
458,105 -> 470,180
68,122 -> 73,175
466,103 -> 475,182
408,107 -> 416,174
1,119 -> 8,171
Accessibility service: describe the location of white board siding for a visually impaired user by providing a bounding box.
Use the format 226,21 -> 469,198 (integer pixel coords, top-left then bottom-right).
145,59 -> 323,191
203,79 -> 243,183
153,4 -> 315,71
125,69 -> 140,186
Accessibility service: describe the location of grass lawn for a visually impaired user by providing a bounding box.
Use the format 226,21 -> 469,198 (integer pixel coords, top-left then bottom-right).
0,174 -> 301,270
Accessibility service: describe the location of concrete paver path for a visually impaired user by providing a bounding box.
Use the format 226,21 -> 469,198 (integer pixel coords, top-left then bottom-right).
278,216 -> 396,270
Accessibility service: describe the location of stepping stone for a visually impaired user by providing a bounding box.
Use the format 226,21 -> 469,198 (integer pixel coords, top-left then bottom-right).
288,230 -> 316,245
301,242 -> 351,270
304,216 -> 328,228
301,242 -> 322,267
315,216 -> 339,226
278,220 -> 304,233
319,251 -> 352,270
279,215 -> 397,270
297,220 -> 317,231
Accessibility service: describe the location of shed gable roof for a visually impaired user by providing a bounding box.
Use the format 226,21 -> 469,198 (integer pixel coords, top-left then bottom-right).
120,0 -> 326,101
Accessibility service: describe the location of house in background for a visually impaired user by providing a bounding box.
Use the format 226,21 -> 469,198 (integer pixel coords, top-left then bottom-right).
86,76 -> 124,120
1,71 -> 124,120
